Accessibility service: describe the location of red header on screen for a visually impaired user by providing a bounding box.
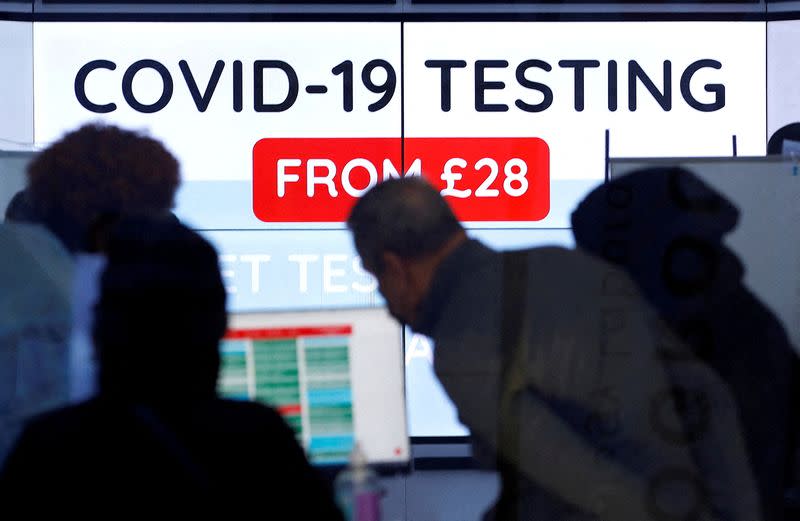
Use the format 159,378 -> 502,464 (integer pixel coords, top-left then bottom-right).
224,325 -> 353,340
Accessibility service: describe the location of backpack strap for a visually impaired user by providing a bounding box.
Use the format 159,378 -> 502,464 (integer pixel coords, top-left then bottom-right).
495,249 -> 529,521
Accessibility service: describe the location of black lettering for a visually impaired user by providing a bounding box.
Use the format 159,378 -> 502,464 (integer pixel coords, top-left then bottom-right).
425,60 -> 467,112
475,60 -> 508,112
681,59 -> 725,112
74,60 -> 117,113
233,60 -> 243,112
254,60 -> 299,113
179,60 -> 224,112
558,60 -> 600,112
608,60 -> 618,112
628,60 -> 672,112
515,59 -> 553,113
122,59 -> 173,114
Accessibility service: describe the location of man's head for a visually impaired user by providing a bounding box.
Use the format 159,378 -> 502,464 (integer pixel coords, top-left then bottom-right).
347,177 -> 465,325
26,123 -> 180,252
92,215 -> 227,403
571,166 -> 742,320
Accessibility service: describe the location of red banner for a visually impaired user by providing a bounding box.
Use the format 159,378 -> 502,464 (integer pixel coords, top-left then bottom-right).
253,137 -> 549,222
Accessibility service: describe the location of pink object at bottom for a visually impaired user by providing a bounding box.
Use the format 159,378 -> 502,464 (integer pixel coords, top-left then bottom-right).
355,491 -> 381,521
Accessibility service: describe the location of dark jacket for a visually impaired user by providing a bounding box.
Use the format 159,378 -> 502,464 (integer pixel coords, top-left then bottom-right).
0,395 -> 345,518
0,217 -> 344,519
414,239 -> 760,521
572,167 -> 800,521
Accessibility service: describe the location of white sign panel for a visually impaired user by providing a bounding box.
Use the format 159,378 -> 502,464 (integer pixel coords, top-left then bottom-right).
0,21 -> 33,148
768,21 -> 800,138
33,22 -> 401,183
405,22 -> 766,172
32,20 -> 769,438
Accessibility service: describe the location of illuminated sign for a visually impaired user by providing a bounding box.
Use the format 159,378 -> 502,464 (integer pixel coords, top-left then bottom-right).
252,136 -> 549,222
33,21 -> 765,229
27,18 -> 768,306
27,19 -> 769,438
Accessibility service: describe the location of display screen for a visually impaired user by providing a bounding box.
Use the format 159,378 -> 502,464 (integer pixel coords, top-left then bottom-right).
26,19 -> 768,440
219,307 -> 408,465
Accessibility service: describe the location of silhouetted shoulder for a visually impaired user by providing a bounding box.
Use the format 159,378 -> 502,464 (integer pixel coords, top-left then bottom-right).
6,400 -> 101,448
1,398 -> 344,519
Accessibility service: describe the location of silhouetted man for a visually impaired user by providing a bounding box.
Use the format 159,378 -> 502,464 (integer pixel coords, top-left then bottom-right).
572,167 -> 800,521
348,177 -> 760,521
0,215 -> 345,518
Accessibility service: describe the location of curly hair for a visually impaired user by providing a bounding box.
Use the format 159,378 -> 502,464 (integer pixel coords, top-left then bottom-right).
26,123 -> 180,252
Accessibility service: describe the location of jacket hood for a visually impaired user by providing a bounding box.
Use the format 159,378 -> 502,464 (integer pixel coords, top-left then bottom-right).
571,167 -> 744,323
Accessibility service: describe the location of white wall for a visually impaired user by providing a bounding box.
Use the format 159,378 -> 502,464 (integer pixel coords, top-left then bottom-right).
0,21 -> 33,149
